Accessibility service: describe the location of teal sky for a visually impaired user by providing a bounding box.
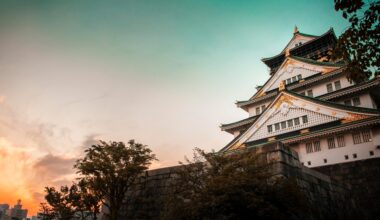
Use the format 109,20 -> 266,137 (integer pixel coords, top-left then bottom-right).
0,0 -> 349,212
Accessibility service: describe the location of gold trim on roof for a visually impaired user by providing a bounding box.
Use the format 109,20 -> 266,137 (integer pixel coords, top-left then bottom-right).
342,113 -> 370,123
273,93 -> 296,110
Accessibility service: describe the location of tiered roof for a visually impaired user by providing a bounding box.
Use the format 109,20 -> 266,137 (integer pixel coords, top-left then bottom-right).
262,28 -> 337,74
220,90 -> 380,152
220,27 -> 379,152
238,55 -> 344,110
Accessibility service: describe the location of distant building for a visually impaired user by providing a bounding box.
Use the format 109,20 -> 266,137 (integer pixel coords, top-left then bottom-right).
7,200 -> 27,220
0,204 -> 10,220
0,204 -> 9,212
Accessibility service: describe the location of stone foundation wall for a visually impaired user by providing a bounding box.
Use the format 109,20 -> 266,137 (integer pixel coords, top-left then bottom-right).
118,144 -> 355,219
314,158 -> 380,219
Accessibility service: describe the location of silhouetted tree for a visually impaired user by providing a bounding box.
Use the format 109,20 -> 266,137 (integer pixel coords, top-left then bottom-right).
333,0 -> 380,82
161,148 -> 310,220
75,140 -> 156,220
41,181 -> 101,220
38,203 -> 55,220
76,180 -> 101,220
43,186 -> 76,220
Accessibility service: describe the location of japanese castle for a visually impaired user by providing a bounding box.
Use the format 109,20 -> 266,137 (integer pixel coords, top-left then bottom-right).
220,27 -> 380,168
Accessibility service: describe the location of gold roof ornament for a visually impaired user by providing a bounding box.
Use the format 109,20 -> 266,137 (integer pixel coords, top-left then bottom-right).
279,80 -> 286,91
294,25 -> 299,34
285,48 -> 290,57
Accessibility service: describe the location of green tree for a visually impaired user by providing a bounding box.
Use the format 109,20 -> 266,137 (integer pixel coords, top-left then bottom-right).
333,0 -> 380,82
74,140 -> 156,220
161,148 -> 310,220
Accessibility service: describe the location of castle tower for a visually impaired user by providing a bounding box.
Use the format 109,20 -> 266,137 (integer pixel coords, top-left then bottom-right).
220,27 -> 380,168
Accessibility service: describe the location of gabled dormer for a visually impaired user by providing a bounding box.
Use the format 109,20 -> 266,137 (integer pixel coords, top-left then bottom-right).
252,56 -> 342,99
261,28 -> 337,74
221,90 -> 380,152
282,26 -> 318,52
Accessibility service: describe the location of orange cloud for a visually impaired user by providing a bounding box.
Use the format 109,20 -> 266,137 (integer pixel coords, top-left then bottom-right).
0,137 -> 37,214
0,95 -> 5,104
0,137 -> 77,216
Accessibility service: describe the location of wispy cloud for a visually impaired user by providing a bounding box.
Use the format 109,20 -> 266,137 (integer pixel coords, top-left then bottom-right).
0,99 -> 79,215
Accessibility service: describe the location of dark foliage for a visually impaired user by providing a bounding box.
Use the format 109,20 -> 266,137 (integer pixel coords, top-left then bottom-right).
161,148 -> 310,220
333,0 -> 380,82
39,181 -> 100,220
74,140 -> 156,220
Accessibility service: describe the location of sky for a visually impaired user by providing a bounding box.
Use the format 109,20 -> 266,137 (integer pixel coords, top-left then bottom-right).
0,0 -> 349,216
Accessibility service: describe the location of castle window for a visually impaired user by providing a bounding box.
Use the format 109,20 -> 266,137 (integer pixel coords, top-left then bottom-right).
313,141 -> 321,152
256,107 -> 260,115
337,135 -> 345,147
281,121 -> 287,129
307,90 -> 313,97
352,132 -> 362,144
324,159 -> 327,163
287,119 -> 293,127
370,151 -> 374,156
261,105 -> 266,113
345,155 -> 349,160
274,123 -> 280,131
327,137 -> 336,149
267,125 -> 273,133
297,74 -> 302,81
286,78 -> 291,85
307,161 -> 311,166
301,115 -> 308,124
353,153 -> 357,159
334,80 -> 341,90
344,99 -> 352,106
362,129 -> 372,142
292,76 -> 297,82
306,142 -> 313,153
326,83 -> 333,93
294,118 -> 300,126
353,97 -> 361,106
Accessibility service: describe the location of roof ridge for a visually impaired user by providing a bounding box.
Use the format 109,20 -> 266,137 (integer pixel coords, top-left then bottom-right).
261,28 -> 336,62
221,115 -> 258,127
297,32 -> 319,38
290,55 -> 344,67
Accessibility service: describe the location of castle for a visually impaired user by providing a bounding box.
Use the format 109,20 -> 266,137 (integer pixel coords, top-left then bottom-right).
120,27 -> 380,219
220,27 -> 380,168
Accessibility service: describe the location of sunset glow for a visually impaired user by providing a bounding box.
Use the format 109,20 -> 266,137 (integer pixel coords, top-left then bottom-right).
0,0 -> 349,216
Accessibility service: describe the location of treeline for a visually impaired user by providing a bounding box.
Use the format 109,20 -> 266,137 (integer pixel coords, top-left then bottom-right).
38,140 -> 156,220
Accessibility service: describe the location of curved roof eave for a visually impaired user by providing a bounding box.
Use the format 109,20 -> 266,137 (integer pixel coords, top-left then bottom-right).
261,28 -> 336,66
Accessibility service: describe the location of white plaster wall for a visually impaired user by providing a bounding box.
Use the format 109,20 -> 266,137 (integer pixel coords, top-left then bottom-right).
298,75 -> 353,97
247,101 -> 272,117
337,93 -> 376,109
293,129 -> 380,168
268,67 -> 319,91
